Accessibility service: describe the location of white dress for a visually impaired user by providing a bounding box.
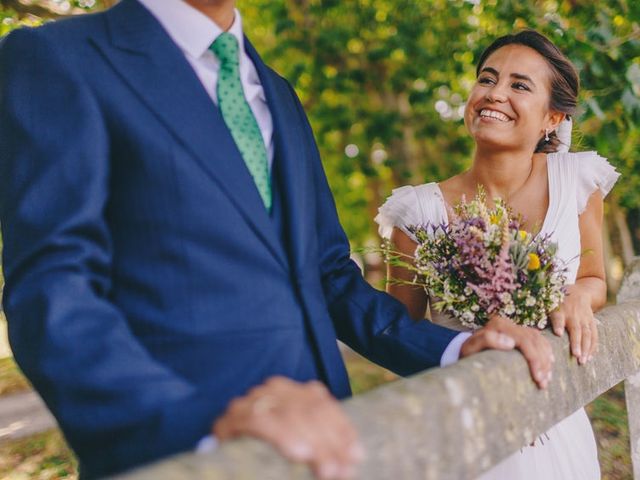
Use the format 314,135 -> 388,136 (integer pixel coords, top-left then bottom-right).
375,151 -> 620,480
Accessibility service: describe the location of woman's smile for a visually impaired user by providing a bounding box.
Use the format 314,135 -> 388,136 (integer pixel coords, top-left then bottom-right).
464,44 -> 558,152
478,108 -> 513,123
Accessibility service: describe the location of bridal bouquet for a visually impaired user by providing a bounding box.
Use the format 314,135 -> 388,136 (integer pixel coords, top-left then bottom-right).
388,193 -> 567,329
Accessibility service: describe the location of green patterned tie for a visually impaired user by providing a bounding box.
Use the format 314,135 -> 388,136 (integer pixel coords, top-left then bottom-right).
210,33 -> 272,211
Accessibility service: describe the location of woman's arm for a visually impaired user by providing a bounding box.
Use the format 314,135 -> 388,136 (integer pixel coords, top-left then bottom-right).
574,191 -> 608,309
550,191 -> 607,364
387,227 -> 430,320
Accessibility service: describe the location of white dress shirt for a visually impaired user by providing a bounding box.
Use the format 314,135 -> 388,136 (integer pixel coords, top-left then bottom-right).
136,0 -> 275,169
134,0 -> 466,453
440,331 -> 472,366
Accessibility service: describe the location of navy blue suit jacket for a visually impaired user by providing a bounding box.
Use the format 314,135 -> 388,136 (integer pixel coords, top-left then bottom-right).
0,0 -> 458,477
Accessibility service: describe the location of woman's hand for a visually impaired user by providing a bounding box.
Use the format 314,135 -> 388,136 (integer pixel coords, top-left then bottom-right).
549,190 -> 607,365
549,285 -> 598,365
460,315 -> 555,389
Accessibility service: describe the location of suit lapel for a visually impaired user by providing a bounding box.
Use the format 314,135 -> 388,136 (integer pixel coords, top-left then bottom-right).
94,0 -> 288,270
245,40 -> 310,274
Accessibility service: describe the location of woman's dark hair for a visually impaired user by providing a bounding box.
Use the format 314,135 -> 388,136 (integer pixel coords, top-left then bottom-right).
476,30 -> 579,153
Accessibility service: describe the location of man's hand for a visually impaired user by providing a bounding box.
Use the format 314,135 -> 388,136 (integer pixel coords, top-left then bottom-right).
213,376 -> 364,480
459,315 -> 555,389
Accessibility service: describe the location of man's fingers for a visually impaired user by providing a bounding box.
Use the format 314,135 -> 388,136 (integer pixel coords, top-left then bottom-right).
312,445 -> 356,480
461,318 -> 555,390
272,421 -> 315,462
212,416 -> 234,440
538,334 -> 555,380
460,329 -> 515,357
567,323 -> 582,360
517,334 -> 553,389
213,397 -> 251,440
275,408 -> 357,479
472,329 -> 516,351
519,340 -> 545,388
313,405 -> 361,469
214,378 -> 363,480
487,330 -> 516,350
299,401 -> 361,479
549,310 -> 565,336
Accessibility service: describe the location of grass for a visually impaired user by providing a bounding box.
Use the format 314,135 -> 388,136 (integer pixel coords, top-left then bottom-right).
0,429 -> 76,480
586,383 -> 632,480
0,353 -> 632,479
0,357 -> 31,397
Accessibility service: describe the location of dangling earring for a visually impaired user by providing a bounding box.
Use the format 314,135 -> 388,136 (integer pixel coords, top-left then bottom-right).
545,129 -> 550,142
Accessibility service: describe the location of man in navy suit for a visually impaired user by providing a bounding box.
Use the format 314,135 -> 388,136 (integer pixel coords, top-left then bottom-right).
0,0 -> 553,478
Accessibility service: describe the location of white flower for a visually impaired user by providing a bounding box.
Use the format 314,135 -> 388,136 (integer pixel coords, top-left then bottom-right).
461,311 -> 475,324
504,304 -> 515,315
525,296 -> 536,307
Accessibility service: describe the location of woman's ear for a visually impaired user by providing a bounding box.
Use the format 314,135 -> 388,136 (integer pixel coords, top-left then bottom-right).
547,111 -> 566,133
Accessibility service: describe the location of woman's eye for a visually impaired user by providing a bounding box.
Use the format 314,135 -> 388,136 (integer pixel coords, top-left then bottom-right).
513,82 -> 530,91
478,77 -> 494,85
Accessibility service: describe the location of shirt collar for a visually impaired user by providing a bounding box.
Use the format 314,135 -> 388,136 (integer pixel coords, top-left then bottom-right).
137,0 -> 246,60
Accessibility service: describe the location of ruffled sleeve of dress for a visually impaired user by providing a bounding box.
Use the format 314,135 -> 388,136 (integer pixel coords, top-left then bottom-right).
374,183 -> 446,242
572,151 -> 620,214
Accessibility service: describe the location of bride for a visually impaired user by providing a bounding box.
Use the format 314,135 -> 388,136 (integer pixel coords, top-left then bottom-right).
376,30 -> 619,479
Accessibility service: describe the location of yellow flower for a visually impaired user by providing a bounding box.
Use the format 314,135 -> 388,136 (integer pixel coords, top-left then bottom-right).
527,253 -> 541,271
519,230 -> 528,241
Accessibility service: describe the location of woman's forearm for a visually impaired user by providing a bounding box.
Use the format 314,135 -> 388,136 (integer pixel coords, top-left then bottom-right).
569,276 -> 607,312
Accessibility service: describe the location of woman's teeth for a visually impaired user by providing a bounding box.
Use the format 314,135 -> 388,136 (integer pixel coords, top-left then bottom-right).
480,109 -> 511,122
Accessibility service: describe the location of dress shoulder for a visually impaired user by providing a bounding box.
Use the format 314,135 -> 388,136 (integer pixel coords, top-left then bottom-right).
558,151 -> 620,214
375,183 -> 446,241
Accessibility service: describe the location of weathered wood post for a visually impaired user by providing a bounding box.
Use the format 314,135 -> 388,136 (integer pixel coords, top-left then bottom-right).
618,257 -> 640,479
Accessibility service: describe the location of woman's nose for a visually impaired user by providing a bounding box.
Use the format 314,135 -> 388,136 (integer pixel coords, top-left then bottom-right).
485,83 -> 508,103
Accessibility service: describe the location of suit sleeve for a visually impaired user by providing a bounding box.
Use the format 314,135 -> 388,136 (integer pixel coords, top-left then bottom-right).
0,28 -> 216,477
283,82 -> 459,376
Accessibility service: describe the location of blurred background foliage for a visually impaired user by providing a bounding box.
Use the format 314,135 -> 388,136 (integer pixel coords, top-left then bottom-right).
237,0 -> 640,287
242,0 -> 640,291
0,0 -> 638,286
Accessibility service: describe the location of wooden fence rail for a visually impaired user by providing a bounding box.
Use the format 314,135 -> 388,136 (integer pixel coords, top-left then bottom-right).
117,258 -> 640,480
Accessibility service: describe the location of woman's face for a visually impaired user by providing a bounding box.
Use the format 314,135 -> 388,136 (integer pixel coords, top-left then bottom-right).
464,44 -> 563,152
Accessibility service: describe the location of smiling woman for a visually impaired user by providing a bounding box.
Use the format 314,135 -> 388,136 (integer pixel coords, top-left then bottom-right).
376,29 -> 619,480
471,30 -> 579,154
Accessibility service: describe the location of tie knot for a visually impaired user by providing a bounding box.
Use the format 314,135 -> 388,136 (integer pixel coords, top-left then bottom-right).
210,32 -> 239,66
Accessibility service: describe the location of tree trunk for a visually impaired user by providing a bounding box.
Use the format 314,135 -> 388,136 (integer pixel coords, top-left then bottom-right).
602,212 -> 620,295
613,202 -> 635,266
